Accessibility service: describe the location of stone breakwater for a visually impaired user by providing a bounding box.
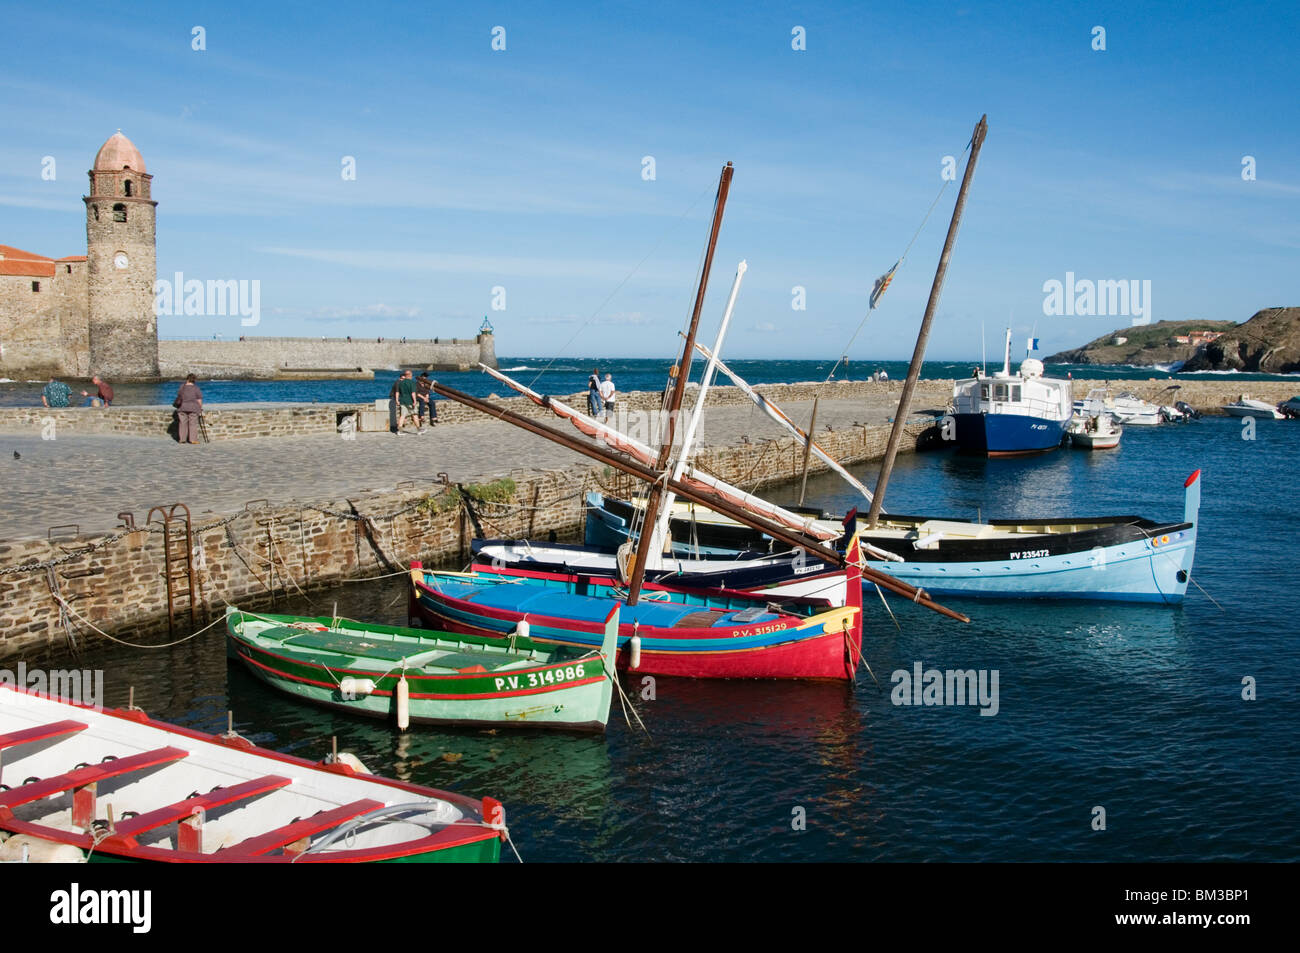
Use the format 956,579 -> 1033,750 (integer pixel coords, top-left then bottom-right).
157,335 -> 496,380
0,378 -> 1291,443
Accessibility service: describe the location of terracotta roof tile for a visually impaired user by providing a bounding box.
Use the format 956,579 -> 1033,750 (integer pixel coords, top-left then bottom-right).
0,245 -> 64,277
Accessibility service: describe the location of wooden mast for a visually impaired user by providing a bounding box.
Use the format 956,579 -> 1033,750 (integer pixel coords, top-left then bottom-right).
427,378 -> 971,623
867,115 -> 988,529
625,161 -> 733,605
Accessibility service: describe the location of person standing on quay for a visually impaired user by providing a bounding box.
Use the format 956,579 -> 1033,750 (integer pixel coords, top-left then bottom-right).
416,372 -> 435,429
173,374 -> 204,445
587,368 -> 603,418
599,373 -> 616,423
41,376 -> 72,408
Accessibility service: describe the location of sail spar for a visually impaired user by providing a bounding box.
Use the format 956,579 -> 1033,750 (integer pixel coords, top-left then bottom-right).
478,364 -> 840,542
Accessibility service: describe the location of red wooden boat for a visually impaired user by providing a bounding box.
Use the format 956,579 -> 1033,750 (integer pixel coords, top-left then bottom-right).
408,536 -> 865,681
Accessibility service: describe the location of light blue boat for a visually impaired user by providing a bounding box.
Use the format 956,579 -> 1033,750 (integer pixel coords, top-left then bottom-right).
582,471 -> 1202,605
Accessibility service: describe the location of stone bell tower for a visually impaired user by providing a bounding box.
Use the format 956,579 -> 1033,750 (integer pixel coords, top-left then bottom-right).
84,131 -> 159,379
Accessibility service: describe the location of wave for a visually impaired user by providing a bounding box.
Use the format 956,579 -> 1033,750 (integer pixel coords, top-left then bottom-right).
0,378 -> 14,384
501,365 -> 535,371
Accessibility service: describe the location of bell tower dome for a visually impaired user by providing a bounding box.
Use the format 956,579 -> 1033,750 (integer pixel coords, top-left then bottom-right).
84,130 -> 159,379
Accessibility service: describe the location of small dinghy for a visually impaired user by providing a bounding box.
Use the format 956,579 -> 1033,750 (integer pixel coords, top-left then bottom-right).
0,683 -> 506,863
1221,396 -> 1284,419
226,606 -> 619,732
1068,410 -> 1123,450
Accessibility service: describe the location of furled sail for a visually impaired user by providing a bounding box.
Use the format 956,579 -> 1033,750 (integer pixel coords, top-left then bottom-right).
479,364 -> 840,542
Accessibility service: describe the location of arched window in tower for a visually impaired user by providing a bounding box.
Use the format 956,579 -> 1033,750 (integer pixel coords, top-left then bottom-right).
124,180 -> 133,197
92,205 -> 99,221
113,203 -> 127,222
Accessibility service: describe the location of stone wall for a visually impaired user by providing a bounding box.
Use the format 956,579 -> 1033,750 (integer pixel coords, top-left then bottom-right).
0,261 -> 88,380
158,334 -> 497,379
0,417 -> 933,661
0,404 -> 357,441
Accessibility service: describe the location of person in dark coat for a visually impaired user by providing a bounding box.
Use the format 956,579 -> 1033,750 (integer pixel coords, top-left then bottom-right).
173,374 -> 203,444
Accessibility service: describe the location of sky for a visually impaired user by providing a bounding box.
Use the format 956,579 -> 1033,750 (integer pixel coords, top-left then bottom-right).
2,0 -> 1297,361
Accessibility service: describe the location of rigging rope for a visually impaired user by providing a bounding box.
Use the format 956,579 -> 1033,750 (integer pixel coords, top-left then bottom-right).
824,134 -> 975,383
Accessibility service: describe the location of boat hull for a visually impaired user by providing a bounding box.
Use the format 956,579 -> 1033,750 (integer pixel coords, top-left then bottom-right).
583,482 -> 1200,604
472,539 -> 846,604
952,412 -> 1066,456
230,640 -> 612,732
872,528 -> 1196,602
407,564 -> 863,682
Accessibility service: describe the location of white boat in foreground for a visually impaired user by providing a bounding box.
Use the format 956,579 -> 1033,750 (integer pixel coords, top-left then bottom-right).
0,684 -> 505,863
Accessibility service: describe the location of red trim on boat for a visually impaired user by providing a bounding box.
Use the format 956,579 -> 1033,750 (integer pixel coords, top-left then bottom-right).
237,651 -> 606,699
0,746 -> 189,811
102,775 -> 293,847
218,799 -> 384,857
0,719 -> 87,751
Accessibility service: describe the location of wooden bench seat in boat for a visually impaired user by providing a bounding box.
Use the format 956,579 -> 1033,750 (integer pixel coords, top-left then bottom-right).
217,798 -> 383,857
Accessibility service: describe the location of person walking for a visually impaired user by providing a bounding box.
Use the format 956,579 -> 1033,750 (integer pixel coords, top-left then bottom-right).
173,374 -> 203,445
41,376 -> 72,408
395,369 -> 419,434
599,373 -> 616,423
80,375 -> 114,408
587,368 -> 603,418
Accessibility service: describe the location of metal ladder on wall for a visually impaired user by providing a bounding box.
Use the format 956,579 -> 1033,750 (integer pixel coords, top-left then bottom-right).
147,504 -> 197,637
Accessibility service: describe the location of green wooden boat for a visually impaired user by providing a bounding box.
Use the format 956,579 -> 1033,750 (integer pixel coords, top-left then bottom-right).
226,605 -> 619,732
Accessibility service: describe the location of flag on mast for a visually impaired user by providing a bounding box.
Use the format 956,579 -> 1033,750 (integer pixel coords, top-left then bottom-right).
869,260 -> 900,310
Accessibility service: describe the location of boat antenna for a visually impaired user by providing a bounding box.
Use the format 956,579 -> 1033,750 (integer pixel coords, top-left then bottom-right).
866,115 -> 989,529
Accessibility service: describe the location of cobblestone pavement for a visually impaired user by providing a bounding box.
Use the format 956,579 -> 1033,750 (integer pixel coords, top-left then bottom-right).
0,395 -> 940,540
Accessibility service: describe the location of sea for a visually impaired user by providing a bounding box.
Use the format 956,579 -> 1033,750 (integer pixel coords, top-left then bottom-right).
33,391 -> 1299,862
2,356 -> 1297,407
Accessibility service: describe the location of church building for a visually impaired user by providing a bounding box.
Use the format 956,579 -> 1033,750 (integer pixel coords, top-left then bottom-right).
0,132 -> 160,380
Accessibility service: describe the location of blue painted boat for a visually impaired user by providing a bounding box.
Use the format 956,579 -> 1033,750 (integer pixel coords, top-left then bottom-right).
407,538 -> 866,680
581,470 -> 1202,605
945,331 -> 1072,456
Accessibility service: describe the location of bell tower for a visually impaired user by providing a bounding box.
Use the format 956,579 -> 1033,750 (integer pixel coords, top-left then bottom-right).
85,131 -> 159,379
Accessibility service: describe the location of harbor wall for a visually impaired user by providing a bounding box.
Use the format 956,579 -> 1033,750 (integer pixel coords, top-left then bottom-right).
0,416 -> 935,661
157,334 -> 496,379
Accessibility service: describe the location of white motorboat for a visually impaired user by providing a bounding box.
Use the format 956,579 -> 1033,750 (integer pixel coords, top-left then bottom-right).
1221,397 -> 1284,419
1068,412 -> 1123,449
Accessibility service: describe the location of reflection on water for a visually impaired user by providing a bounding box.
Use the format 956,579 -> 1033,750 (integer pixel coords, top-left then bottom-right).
35,417 -> 1300,861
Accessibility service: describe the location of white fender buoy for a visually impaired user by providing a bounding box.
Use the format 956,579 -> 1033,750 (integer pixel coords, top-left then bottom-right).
629,634 -> 642,670
338,677 -> 377,698
396,674 -> 411,731
334,752 -> 371,775
0,834 -> 85,863
515,620 -> 530,640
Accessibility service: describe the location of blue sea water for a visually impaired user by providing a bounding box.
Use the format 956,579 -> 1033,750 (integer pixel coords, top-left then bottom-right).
2,356 -> 1296,408
51,411 -> 1299,861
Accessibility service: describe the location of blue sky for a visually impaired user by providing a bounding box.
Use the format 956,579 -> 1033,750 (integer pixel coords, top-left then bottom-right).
2,0 -> 1296,360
